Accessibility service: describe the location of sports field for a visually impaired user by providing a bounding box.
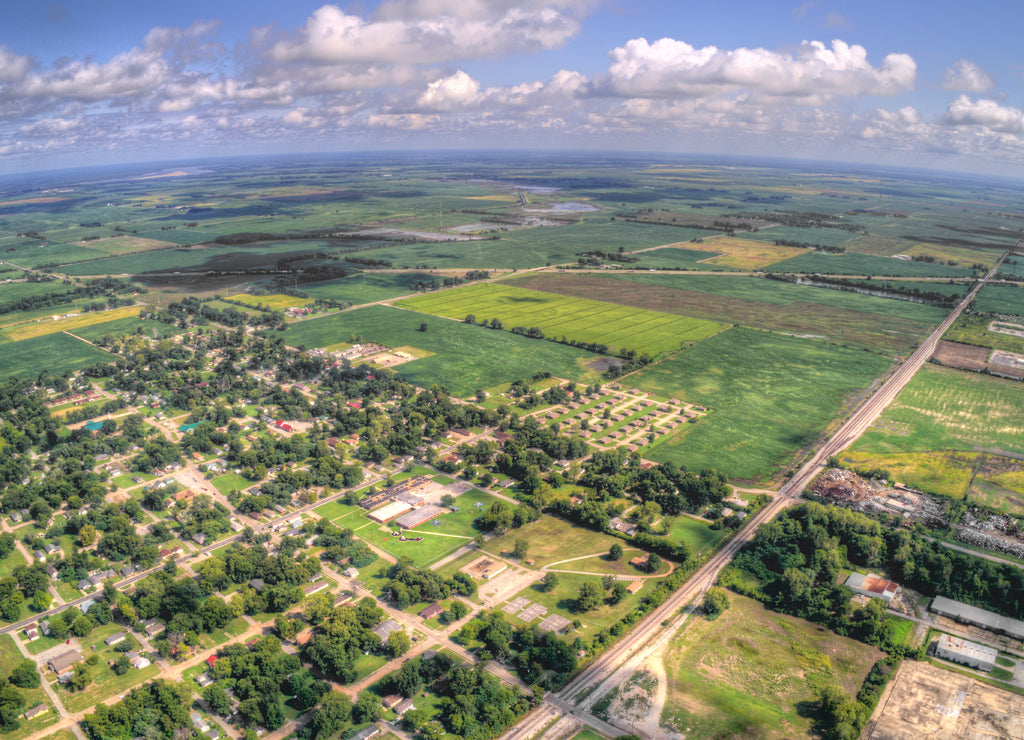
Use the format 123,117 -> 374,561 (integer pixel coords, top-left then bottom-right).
282,304 -> 603,396
629,327 -> 890,481
512,273 -> 943,353
661,593 -> 883,739
397,283 -> 727,355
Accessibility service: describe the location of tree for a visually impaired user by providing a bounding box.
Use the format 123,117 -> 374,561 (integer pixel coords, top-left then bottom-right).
608,582 -> 628,605
8,659 -> 39,688
309,691 -> 352,740
386,628 -> 411,658
418,322 -> 428,332
608,543 -> 623,561
79,524 -> 98,547
111,655 -> 131,675
201,685 -> 233,716
576,581 -> 603,612
445,600 -> 469,622
513,539 -> 529,560
352,690 -> 383,724
70,614 -> 93,637
0,684 -> 26,733
702,587 -> 729,620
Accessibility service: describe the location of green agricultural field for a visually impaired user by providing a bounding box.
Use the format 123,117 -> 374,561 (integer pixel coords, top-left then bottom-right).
300,272 -> 450,305
628,246 -> 739,270
511,272 -> 945,353
973,284 -> 1024,318
0,332 -> 111,379
765,251 -> 975,277
71,316 -> 184,342
629,327 -> 890,481
0,280 -> 76,304
398,283 -> 727,355
283,305 -> 604,396
661,594 -> 883,739
852,364 -> 1024,458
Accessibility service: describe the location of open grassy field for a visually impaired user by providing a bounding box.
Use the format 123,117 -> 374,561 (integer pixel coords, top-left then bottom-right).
484,516 -> 632,567
71,316 -> 184,341
511,273 -> 944,354
0,635 -> 57,740
627,245 -> 738,271
660,593 -> 883,739
628,327 -> 891,481
852,364 -> 1024,457
397,283 -> 727,355
0,280 -> 78,304
282,305 -> 604,396
300,272 -> 450,305
838,449 -> 979,499
227,293 -> 312,309
685,236 -> 807,269
943,313 -> 1024,354
0,332 -> 111,379
663,515 -> 732,555
1,305 -> 142,342
765,251 -> 975,277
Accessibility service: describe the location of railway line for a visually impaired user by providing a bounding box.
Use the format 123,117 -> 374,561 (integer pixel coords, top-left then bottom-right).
501,252 -> 1008,739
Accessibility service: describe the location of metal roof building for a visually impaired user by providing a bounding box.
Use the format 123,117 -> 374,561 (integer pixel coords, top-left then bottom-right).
930,595 -> 1024,640
935,634 -> 997,672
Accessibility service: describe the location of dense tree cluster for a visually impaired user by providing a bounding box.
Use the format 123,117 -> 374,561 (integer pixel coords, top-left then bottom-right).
382,558 -> 476,608
301,598 -> 388,683
82,679 -> 193,740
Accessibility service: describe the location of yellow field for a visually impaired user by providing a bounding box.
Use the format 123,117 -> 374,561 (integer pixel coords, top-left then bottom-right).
85,236 -> 176,256
690,236 -> 806,269
228,293 -> 312,310
1,306 -> 142,341
906,242 -> 1000,268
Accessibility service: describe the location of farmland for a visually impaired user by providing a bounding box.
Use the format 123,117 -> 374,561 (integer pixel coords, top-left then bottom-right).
973,284 -> 1024,317
660,594 -> 883,739
765,251 -> 976,277
0,305 -> 141,342
282,304 -> 604,395
627,327 -> 890,481
943,313 -> 1024,354
298,272 -> 445,304
512,272 -> 944,353
397,283 -> 727,355
0,331 -> 111,378
679,236 -> 807,269
848,364 -> 1024,459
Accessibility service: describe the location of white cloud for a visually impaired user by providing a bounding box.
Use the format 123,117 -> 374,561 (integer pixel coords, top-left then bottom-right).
942,59 -> 995,93
268,4 -> 580,65
603,38 -> 916,100
415,70 -> 481,111
942,95 -> 1023,133
18,47 -> 170,102
0,46 -> 33,82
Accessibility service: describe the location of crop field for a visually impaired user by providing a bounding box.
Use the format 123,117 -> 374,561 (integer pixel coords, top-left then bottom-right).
1000,256 -> 1024,279
512,273 -> 943,353
227,293 -> 311,310
0,280 -> 75,304
905,242 -> 1002,268
742,225 -> 860,249
944,313 -> 1024,354
850,364 -> 1024,458
345,219 -> 702,270
397,283 -> 727,355
283,305 -> 603,396
628,327 -> 890,481
684,236 -> 807,269
765,251 -> 975,277
974,284 -> 1024,317
78,235 -> 178,256
0,332 -> 111,378
840,235 -> 916,257
299,272 -> 445,305
628,245 -> 739,271
660,594 -> 883,739
1,305 -> 141,342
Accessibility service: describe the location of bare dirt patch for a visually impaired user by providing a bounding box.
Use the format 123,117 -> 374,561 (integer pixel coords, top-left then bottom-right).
866,660 -> 1024,739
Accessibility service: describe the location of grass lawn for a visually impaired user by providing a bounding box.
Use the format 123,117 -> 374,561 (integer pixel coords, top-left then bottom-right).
484,517 -> 627,568
358,523 -> 467,568
630,327 -> 890,482
58,660 -> 161,713
314,499 -> 363,522
422,488 -> 512,538
660,593 -> 883,739
546,551 -> 671,578
0,546 -> 28,579
508,571 -> 657,641
283,304 -> 604,396
397,283 -> 727,356
662,515 -> 731,556
852,365 -> 1024,457
211,472 -> 250,495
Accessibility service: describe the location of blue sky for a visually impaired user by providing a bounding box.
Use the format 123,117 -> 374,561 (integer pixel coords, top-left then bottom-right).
0,0 -> 1021,176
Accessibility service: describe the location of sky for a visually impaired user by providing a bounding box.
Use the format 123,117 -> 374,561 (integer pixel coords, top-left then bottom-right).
0,0 -> 1022,177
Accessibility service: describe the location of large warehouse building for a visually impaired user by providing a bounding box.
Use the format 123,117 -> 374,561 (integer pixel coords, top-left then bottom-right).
930,595 -> 1024,640
934,634 -> 997,672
